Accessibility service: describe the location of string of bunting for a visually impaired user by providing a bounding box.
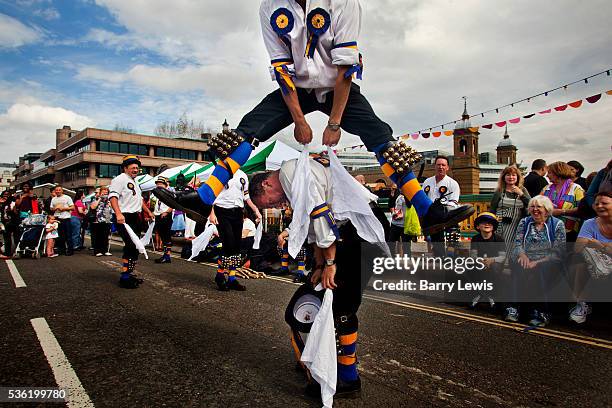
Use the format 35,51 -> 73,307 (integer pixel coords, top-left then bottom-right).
339,68 -> 611,150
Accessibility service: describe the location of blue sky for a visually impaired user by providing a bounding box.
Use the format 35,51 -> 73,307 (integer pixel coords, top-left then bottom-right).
0,0 -> 611,173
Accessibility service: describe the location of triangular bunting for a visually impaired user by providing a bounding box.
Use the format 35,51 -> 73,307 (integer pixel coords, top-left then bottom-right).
569,100 -> 582,108
482,124 -> 493,129
422,133 -> 430,138
444,130 -> 453,136
495,121 -> 506,127
468,127 -> 479,132
432,131 -> 441,137
509,118 -> 521,124
586,94 -> 602,103
539,109 -> 552,114
411,133 -> 419,140
554,104 -> 568,111
606,90 -> 612,95
523,114 -> 535,118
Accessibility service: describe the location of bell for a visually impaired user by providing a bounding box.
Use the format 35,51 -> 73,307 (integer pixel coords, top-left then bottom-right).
397,167 -> 404,173
221,150 -> 228,157
383,152 -> 390,159
231,141 -> 239,147
392,152 -> 400,159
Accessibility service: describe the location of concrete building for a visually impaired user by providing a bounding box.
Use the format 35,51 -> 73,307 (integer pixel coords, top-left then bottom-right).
337,149 -> 379,171
12,126 -> 212,193
0,162 -> 17,192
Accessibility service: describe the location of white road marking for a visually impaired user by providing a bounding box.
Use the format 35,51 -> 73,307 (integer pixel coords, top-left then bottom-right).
30,318 -> 95,408
6,260 -> 26,288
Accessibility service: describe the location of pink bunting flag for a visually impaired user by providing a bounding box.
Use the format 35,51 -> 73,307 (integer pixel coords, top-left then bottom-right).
495,121 -> 507,127
509,117 -> 521,124
554,105 -> 568,111
586,94 -> 602,103
569,100 -> 582,108
411,133 -> 419,140
539,109 -> 552,114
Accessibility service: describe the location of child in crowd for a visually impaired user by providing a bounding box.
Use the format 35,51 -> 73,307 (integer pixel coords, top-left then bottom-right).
470,212 -> 505,307
45,215 -> 59,258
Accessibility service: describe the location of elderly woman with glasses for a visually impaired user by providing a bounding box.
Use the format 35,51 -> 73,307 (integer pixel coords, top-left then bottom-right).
504,195 -> 566,327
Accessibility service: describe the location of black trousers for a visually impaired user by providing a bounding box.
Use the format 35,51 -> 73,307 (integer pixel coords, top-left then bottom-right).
3,226 -> 21,256
92,222 -> 111,254
154,215 -> 173,245
115,213 -> 141,260
214,205 -> 243,256
236,84 -> 393,151
56,218 -> 74,254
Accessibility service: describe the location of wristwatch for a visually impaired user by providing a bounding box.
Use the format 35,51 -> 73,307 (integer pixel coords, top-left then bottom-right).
327,122 -> 341,131
325,258 -> 336,266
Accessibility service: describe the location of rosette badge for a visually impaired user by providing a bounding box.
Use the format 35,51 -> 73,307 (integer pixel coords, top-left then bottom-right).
305,7 -> 330,58
270,8 -> 294,36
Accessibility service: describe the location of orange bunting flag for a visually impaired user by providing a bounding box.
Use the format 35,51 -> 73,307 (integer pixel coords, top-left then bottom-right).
400,134 -> 410,140
606,90 -> 612,95
444,130 -> 453,136
569,100 -> 583,108
432,131 -> 441,137
468,127 -> 479,132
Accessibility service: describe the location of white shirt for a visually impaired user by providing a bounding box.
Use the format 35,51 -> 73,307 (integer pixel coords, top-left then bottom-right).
260,0 -> 362,102
280,158 -> 337,248
109,173 -> 142,213
214,170 -> 250,209
422,175 -> 460,208
51,195 -> 74,219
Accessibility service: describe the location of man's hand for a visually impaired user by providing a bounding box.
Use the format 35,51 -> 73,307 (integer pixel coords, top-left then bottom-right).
254,210 -> 262,224
116,214 -> 126,224
320,264 -> 337,289
277,229 -> 288,248
208,212 -> 218,225
294,120 -> 313,145
322,126 -> 341,147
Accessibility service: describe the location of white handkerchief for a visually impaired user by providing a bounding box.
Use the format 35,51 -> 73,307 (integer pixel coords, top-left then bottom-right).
188,222 -> 218,261
140,221 -> 155,246
124,223 -> 148,260
252,221 -> 263,250
287,148 -> 316,258
301,284 -> 336,408
184,214 -> 197,239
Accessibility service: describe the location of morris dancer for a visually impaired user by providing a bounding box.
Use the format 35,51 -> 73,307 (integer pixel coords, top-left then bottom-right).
153,0 -> 473,235
109,155 -> 153,289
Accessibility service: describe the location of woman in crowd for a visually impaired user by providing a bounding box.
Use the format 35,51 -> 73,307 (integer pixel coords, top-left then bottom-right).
89,186 -> 113,256
542,161 -> 584,242
490,165 -> 531,257
569,191 -> 612,324
1,190 -> 20,257
506,196 -> 566,327
567,160 -> 587,190
71,190 -> 86,250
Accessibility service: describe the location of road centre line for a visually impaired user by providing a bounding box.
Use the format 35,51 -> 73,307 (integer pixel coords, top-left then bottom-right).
30,318 -> 95,408
6,260 -> 26,288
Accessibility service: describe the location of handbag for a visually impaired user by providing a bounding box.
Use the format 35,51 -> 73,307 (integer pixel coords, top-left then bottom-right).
583,247 -> 612,279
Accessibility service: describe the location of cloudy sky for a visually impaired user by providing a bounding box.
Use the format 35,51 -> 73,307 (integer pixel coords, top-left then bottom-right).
0,0 -> 611,172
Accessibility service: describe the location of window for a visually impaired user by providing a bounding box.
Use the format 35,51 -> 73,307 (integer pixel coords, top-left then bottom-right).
96,164 -> 122,178
119,143 -> 129,154
97,141 -> 149,156
155,146 -> 196,160
109,142 -> 119,153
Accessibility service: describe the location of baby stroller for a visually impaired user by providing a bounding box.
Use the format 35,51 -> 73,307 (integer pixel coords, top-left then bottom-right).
14,213 -> 47,259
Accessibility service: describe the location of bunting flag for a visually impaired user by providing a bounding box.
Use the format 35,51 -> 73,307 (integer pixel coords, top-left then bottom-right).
338,89 -> 611,149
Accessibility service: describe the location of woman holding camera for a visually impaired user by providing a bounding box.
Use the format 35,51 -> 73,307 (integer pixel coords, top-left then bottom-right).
490,165 -> 531,257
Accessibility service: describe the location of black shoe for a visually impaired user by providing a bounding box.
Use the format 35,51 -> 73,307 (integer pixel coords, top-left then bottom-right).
155,256 -> 171,264
227,279 -> 246,291
304,381 -> 321,400
421,200 -> 475,236
336,376 -> 362,399
215,274 -> 230,291
152,187 -> 212,225
268,268 -> 290,276
65,251 -> 74,256
119,276 -> 139,289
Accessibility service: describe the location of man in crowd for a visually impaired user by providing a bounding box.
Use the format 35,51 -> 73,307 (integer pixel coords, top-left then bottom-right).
50,185 -> 74,256
421,156 -> 460,255
209,169 -> 261,291
109,155 -> 154,289
524,159 -> 549,197
153,0 -> 474,238
15,182 -> 40,219
153,176 -> 174,264
0,190 -> 20,257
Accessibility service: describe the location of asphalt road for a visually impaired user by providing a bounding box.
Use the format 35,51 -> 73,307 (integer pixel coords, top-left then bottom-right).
1,245 -> 611,408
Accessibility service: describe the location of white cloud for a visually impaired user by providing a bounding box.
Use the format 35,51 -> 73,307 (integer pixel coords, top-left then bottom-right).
33,7 -> 60,21
0,13 -> 41,48
0,104 -> 95,161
